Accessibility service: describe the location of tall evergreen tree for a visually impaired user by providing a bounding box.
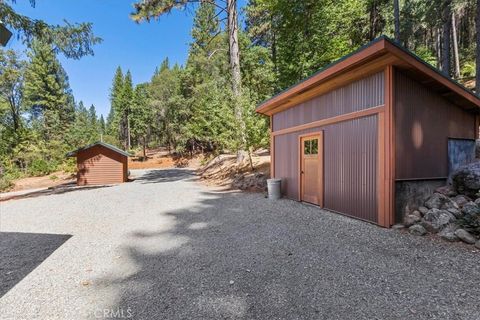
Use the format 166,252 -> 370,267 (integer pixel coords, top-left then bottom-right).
131,83 -> 152,157
108,66 -> 124,144
99,114 -> 106,136
132,0 -> 248,161
122,71 -> 134,150
23,40 -> 74,140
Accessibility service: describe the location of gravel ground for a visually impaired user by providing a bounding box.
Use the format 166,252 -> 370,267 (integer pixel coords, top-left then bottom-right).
1,168 -> 479,320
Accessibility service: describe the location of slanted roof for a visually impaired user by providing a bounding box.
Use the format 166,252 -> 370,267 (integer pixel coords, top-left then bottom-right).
66,142 -> 131,157
256,36 -> 480,116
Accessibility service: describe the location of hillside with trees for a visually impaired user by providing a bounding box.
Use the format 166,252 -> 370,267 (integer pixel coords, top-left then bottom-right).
1,0 -> 480,190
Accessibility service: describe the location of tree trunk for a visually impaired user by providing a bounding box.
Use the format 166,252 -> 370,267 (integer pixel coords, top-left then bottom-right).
247,148 -> 254,171
127,112 -> 131,150
227,0 -> 247,162
394,0 -> 400,43
476,0 -> 480,94
451,12 -> 461,79
441,0 -> 452,76
436,28 -> 442,69
8,97 -> 19,132
143,136 -> 147,159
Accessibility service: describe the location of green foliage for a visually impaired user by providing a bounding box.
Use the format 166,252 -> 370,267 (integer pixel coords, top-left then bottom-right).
0,45 -> 104,190
1,0 -> 101,59
461,61 -> 476,78
3,0 -> 479,190
23,40 -> 74,140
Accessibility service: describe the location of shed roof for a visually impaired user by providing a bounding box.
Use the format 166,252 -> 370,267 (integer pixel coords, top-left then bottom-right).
66,142 -> 131,157
256,36 -> 480,116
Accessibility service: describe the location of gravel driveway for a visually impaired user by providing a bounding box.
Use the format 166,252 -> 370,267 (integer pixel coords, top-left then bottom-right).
1,168 -> 479,320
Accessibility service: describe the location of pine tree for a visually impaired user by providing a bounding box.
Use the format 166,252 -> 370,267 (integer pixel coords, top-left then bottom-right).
99,115 -> 106,135
131,83 -> 152,158
88,104 -> 100,140
122,71 -> 134,150
132,0 -> 247,161
23,40 -> 74,140
1,0 -> 101,59
108,66 -> 124,144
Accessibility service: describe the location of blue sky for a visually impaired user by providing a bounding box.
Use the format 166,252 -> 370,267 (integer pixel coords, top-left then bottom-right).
7,0 -> 247,117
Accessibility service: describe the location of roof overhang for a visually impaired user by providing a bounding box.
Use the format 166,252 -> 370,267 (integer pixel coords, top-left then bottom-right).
66,142 -> 131,157
256,37 -> 480,116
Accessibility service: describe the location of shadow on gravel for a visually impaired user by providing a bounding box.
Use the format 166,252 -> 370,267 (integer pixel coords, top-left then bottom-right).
94,190 -> 480,320
0,183 -> 112,202
133,169 -> 197,184
0,232 -> 72,297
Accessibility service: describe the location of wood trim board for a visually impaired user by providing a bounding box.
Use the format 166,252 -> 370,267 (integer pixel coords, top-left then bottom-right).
272,105 -> 385,137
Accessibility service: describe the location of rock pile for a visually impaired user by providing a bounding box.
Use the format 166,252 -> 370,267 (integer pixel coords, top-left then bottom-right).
232,172 -> 267,191
400,160 -> 480,249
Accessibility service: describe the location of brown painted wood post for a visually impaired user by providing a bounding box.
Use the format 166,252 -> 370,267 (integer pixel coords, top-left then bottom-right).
379,65 -> 395,227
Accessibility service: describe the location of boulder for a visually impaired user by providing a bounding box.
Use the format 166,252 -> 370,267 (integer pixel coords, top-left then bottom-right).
418,206 -> 429,215
409,224 -> 427,236
404,214 -> 421,227
423,208 -> 456,232
454,229 -> 477,244
420,220 -> 436,233
435,185 -> 457,197
475,240 -> 480,249
451,161 -> 480,198
424,193 -> 458,210
462,202 -> 480,216
439,225 -> 459,242
475,198 -> 480,206
461,202 -> 480,235
447,208 -> 463,219
411,210 -> 422,219
452,195 -> 471,208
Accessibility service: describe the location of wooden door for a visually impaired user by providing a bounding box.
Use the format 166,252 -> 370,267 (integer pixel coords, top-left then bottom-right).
300,133 -> 323,206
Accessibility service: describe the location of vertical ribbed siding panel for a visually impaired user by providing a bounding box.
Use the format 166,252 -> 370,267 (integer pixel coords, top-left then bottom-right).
323,116 -> 378,223
272,72 -> 384,131
274,115 -> 378,223
395,71 -> 476,179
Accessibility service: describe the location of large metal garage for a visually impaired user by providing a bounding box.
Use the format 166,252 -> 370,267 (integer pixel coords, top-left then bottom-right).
257,36 -> 480,227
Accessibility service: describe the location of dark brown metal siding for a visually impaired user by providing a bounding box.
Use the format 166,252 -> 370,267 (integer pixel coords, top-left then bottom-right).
395,71 -> 476,179
272,72 -> 384,131
77,145 -> 128,185
274,115 -> 378,223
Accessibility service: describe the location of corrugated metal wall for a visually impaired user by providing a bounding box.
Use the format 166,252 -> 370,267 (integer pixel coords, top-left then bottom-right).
274,115 -> 378,223
395,71 -> 476,179
272,72 -> 384,131
77,145 -> 128,185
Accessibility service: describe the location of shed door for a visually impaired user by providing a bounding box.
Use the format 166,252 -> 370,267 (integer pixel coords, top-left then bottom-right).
300,133 -> 323,206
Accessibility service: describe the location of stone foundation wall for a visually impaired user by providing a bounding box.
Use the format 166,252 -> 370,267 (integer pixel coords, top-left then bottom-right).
395,179 -> 447,223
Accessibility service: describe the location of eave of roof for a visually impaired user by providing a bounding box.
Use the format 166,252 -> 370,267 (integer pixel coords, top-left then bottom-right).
256,36 -> 480,115
66,142 -> 131,157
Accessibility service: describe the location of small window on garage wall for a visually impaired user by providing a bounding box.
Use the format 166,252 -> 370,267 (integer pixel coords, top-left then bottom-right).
448,138 -> 476,176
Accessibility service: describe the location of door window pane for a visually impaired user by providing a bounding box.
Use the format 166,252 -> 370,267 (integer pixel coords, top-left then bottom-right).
311,139 -> 318,154
304,140 -> 311,155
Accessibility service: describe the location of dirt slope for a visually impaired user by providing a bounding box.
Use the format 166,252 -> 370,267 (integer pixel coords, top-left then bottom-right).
198,151 -> 271,192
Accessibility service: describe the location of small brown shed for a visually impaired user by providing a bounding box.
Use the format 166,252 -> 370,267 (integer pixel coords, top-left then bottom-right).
67,142 -> 130,186
257,36 -> 480,228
